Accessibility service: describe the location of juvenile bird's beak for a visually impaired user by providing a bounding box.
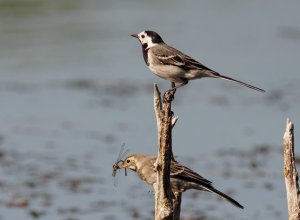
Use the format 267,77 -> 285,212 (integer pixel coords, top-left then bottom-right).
120,161 -> 126,168
131,33 -> 138,38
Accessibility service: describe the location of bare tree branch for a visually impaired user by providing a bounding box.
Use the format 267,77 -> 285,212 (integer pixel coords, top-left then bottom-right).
173,192 -> 182,220
154,83 -> 162,134
153,86 -> 181,220
283,118 -> 300,220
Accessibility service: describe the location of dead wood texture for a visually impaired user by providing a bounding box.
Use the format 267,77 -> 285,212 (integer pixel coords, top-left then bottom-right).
283,118 -> 300,220
153,85 -> 181,220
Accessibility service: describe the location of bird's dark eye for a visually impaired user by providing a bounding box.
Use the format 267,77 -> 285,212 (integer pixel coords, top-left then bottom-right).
141,35 -> 145,38
126,159 -> 130,163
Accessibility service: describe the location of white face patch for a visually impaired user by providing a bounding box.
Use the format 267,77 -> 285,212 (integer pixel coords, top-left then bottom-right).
138,31 -> 158,49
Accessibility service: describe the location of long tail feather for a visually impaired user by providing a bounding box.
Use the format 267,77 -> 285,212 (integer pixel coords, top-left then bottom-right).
218,74 -> 265,92
199,184 -> 244,209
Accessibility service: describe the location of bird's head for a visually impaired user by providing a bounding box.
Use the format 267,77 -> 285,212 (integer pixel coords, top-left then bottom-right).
131,30 -> 164,49
120,155 -> 139,171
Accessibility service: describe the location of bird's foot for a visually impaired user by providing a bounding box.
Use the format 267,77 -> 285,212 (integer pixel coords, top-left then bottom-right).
163,88 -> 176,102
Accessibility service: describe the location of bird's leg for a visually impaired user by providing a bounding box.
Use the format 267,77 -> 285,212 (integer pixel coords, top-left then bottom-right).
165,78 -> 188,99
174,79 -> 188,89
168,79 -> 188,92
166,83 -> 176,94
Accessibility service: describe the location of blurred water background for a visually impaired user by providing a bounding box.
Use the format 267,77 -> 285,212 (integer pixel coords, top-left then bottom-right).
0,0 -> 300,219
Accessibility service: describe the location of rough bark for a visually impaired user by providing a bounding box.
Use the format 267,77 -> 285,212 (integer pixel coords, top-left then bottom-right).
173,192 -> 182,220
283,118 -> 300,220
153,85 -> 180,220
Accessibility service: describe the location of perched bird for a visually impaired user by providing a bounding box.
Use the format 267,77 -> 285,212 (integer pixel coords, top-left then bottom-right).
119,154 -> 244,209
131,30 -> 265,92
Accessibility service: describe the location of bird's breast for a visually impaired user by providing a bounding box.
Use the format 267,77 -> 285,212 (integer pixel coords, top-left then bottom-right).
147,62 -> 186,83
137,167 -> 156,185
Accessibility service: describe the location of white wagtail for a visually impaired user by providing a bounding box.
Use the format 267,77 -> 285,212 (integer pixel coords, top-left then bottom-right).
131,30 -> 265,92
117,154 -> 244,209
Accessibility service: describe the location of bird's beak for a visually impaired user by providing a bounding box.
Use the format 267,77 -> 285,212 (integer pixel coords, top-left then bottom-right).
120,162 -> 126,168
131,33 -> 138,38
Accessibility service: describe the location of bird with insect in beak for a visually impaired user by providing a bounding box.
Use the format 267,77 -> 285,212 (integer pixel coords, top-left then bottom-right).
112,144 -> 130,186
131,30 -> 265,92
117,154 -> 244,209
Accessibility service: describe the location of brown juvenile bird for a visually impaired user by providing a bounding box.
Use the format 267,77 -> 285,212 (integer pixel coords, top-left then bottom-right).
119,154 -> 243,209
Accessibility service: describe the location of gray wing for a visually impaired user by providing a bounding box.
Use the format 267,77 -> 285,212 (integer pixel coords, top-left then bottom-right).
170,161 -> 212,186
151,45 -> 220,75
170,161 -> 244,208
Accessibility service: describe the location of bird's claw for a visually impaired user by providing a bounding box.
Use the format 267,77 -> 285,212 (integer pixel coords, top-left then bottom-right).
163,88 -> 176,102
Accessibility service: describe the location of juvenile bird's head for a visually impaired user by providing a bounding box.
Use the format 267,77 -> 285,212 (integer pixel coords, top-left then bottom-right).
131,30 -> 164,49
120,155 -> 139,171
